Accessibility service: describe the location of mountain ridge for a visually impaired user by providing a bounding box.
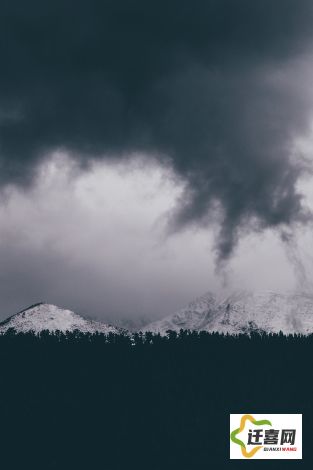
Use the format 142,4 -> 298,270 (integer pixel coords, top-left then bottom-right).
3,290 -> 313,336
142,289 -> 313,335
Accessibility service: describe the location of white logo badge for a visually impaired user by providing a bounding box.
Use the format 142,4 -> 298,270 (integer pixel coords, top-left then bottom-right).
230,414 -> 302,459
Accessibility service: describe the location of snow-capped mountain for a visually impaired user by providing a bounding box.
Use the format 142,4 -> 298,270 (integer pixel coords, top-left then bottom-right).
0,303 -> 122,335
142,290 -> 313,335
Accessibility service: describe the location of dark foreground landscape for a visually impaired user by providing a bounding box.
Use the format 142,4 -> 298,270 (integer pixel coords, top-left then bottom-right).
0,330 -> 311,469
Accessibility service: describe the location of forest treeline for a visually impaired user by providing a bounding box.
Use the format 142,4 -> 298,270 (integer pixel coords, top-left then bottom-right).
2,325 -> 313,348
0,329 -> 311,470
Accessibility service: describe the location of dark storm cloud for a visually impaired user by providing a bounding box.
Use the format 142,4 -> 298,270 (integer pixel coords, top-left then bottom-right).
1,0 -> 313,260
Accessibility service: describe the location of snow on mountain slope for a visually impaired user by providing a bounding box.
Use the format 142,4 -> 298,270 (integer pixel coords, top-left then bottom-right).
142,290 -> 313,335
0,303 -> 122,335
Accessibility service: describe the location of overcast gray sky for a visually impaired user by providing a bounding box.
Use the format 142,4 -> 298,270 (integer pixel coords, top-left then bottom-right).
0,152 -> 313,323
1,1 -> 313,322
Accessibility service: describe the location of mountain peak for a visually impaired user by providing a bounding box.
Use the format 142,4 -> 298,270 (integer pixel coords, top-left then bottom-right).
0,303 -> 121,335
143,289 -> 313,335
17,302 -> 45,312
